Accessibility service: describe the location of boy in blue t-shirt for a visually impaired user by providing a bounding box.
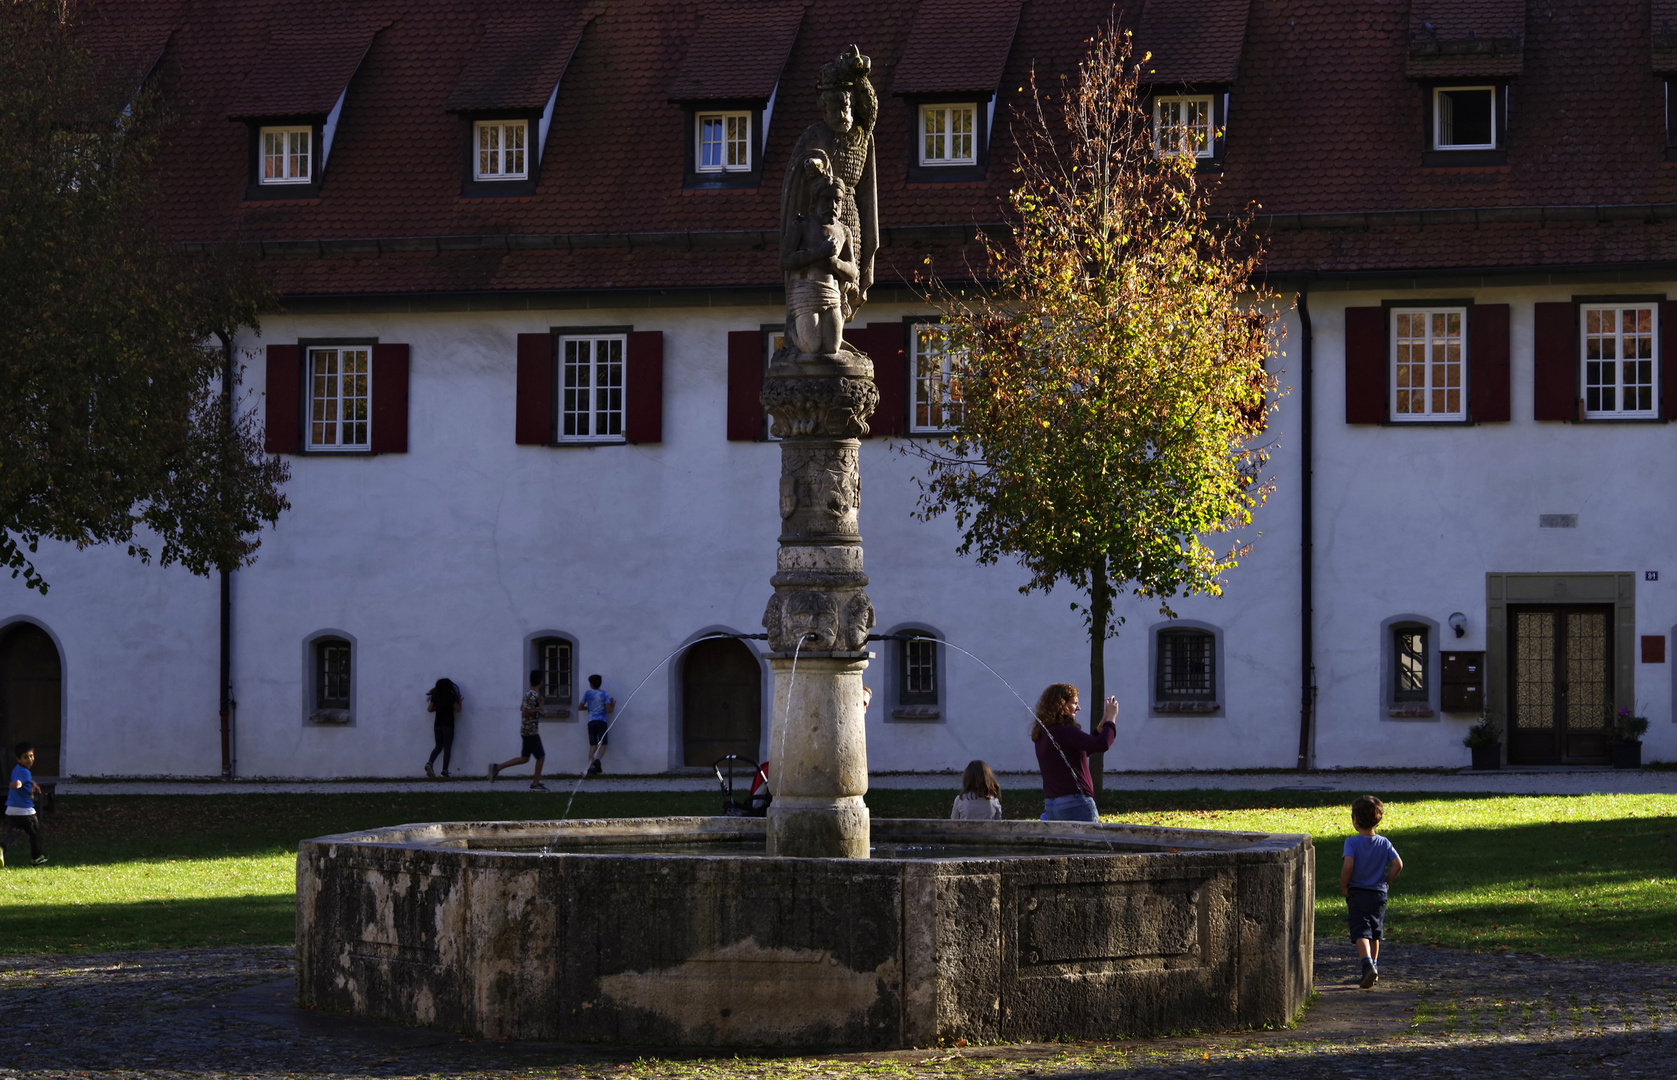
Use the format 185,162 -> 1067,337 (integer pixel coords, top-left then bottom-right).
579,674 -> 614,775
1341,794 -> 1402,988
3,740 -> 47,866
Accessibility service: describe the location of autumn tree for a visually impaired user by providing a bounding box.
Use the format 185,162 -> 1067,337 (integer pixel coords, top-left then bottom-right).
0,0 -> 288,593
912,26 -> 1282,772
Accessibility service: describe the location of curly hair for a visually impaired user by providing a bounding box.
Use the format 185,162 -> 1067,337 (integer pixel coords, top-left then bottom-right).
1030,683 -> 1079,742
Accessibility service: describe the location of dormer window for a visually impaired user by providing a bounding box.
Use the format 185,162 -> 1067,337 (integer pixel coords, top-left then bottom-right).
919,104 -> 976,165
475,120 -> 529,180
260,125 -> 313,184
697,111 -> 752,172
1153,95 -> 1213,159
1432,86 -> 1496,150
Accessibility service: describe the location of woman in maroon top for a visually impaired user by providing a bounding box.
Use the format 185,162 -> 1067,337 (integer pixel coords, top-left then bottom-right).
1031,683 -> 1118,822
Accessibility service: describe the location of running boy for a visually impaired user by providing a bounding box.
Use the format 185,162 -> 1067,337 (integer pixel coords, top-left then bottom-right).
1341,795 -> 1403,988
579,674 -> 614,775
3,741 -> 47,866
489,670 -> 548,790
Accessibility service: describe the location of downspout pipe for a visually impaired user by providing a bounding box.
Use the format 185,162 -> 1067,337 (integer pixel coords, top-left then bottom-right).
1295,285 -> 1316,771
214,331 -> 236,779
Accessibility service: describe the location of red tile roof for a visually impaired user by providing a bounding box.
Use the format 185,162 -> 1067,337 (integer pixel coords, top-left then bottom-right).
1133,0 -> 1250,85
667,4 -> 807,100
226,23 -> 385,118
1652,0 -> 1677,72
70,0 -> 1677,293
890,0 -> 1021,96
1404,0 -> 1525,78
445,5 -> 594,112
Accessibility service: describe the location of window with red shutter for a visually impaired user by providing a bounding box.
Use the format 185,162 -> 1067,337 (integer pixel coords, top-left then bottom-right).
625,330 -> 664,444
1467,304 -> 1510,423
264,344 -> 302,454
727,329 -> 768,441
515,332 -> 555,445
849,322 -> 906,438
1662,301 -> 1677,421
1533,303 -> 1579,421
370,344 -> 409,453
1343,307 -> 1386,423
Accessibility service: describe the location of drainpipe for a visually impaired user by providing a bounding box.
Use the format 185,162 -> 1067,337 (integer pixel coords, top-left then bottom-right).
214,331 -> 237,779
1295,285 -> 1317,771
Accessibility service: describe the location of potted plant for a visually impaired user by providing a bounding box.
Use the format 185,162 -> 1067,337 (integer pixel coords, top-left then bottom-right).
1612,706 -> 1649,769
1462,711 -> 1501,771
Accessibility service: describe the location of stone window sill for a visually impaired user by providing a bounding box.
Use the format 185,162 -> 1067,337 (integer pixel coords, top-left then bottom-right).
309,709 -> 353,725
1387,703 -> 1436,719
538,706 -> 572,720
892,706 -> 941,721
1154,701 -> 1220,714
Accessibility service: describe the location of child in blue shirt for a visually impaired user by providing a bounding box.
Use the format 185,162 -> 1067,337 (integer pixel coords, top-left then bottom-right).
1341,794 -> 1402,988
3,741 -> 47,866
579,674 -> 614,775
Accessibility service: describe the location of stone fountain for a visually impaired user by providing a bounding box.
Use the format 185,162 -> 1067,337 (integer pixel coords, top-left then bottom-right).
293,48 -> 1314,1048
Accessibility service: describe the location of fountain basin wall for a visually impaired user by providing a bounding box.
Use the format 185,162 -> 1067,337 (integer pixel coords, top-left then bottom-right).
296,817 -> 1313,1048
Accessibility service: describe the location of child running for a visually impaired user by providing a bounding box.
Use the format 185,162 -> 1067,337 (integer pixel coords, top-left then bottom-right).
579,674 -> 614,775
950,759 -> 1003,821
489,670 -> 548,790
1341,794 -> 1403,988
2,741 -> 46,866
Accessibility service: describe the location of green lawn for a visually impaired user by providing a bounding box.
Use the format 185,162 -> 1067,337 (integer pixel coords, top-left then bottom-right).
2,787 -> 1673,962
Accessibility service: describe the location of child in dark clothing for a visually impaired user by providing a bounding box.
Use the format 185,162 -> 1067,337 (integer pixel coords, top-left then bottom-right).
1341,794 -> 1404,988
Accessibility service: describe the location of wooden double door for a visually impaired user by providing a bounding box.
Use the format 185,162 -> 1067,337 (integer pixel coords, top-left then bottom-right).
1507,605 -> 1613,765
0,624 -> 62,776
681,637 -> 763,767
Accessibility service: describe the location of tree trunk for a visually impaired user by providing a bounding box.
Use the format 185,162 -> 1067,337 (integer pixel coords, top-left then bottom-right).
1088,555 -> 1109,793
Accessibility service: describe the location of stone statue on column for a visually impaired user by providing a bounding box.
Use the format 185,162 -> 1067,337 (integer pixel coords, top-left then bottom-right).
760,46 -> 880,858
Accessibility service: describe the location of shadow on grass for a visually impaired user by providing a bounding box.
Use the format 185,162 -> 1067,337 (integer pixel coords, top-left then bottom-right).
3,893 -> 295,953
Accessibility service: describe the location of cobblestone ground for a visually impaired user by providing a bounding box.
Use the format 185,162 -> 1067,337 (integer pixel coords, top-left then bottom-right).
2,940 -> 1674,1079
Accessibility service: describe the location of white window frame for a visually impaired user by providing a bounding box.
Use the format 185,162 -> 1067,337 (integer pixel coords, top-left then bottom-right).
474,119 -> 529,180
1152,95 -> 1214,159
910,322 -> 964,434
259,125 -> 313,184
557,333 -> 627,442
918,103 -> 977,166
1580,304 -> 1659,419
534,635 -> 574,706
306,346 -> 371,451
1432,86 -> 1498,151
1389,307 -> 1467,422
900,632 -> 940,706
696,111 -> 752,173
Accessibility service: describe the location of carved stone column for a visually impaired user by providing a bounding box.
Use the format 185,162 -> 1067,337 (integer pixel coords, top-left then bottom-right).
761,347 -> 878,858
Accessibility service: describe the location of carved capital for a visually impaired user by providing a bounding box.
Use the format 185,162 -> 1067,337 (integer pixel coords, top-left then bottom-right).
763,586 -> 874,653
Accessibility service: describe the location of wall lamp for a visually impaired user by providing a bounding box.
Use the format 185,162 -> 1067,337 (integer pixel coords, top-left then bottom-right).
1448,612 -> 1467,638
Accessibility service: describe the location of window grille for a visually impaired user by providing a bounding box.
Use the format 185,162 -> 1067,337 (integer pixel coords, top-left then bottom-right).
537,637 -> 573,704
919,105 -> 976,164
1391,309 -> 1465,420
910,323 -> 964,432
1582,305 -> 1657,417
900,634 -> 938,705
260,126 -> 312,184
1157,630 -> 1215,700
1394,627 -> 1428,701
1152,96 -> 1213,158
315,639 -> 351,709
559,335 -> 626,440
698,112 -> 751,172
476,120 -> 528,180
308,347 -> 371,449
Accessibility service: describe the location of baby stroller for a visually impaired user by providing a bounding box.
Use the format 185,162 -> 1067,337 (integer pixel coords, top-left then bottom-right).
713,755 -> 772,817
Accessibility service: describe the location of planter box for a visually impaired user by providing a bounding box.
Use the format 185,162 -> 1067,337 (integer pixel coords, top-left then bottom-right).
1612,741 -> 1642,769
1469,743 -> 1501,770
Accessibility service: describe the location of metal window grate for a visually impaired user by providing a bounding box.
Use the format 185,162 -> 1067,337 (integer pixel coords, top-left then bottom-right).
316,641 -> 350,709
900,634 -> 938,705
538,638 -> 572,704
1158,631 -> 1215,700
1394,627 -> 1428,701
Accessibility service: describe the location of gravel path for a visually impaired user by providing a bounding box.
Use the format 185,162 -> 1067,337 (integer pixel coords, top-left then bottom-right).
3,940 -> 1674,1078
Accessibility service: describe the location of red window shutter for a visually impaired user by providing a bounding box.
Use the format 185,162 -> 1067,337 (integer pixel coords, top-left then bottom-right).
853,322 -> 906,437
1468,304 -> 1510,423
1662,302 -> 1677,421
370,344 -> 410,453
515,333 -> 554,445
1533,302 -> 1579,421
726,329 -> 766,441
1343,307 -> 1386,424
264,344 -> 301,454
625,330 -> 664,444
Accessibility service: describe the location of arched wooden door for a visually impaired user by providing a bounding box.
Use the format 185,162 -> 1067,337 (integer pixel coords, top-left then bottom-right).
0,624 -> 63,776
681,638 -> 762,767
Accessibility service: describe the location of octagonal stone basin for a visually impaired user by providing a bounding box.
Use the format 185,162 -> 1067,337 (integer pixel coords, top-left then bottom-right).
296,816 -> 1313,1048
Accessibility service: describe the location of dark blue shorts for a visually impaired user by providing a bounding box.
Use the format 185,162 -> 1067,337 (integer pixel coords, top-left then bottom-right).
521,733 -> 545,759
587,720 -> 609,746
1347,887 -> 1387,940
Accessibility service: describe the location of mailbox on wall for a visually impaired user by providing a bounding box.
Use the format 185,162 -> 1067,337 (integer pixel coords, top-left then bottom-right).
1441,650 -> 1484,711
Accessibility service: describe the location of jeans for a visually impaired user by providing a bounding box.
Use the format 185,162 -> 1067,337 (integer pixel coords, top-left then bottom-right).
1040,794 -> 1099,822
2,812 -> 43,859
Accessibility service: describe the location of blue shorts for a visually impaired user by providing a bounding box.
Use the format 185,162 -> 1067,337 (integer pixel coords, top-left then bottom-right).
587,720 -> 609,746
1347,887 -> 1387,940
1040,794 -> 1099,822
